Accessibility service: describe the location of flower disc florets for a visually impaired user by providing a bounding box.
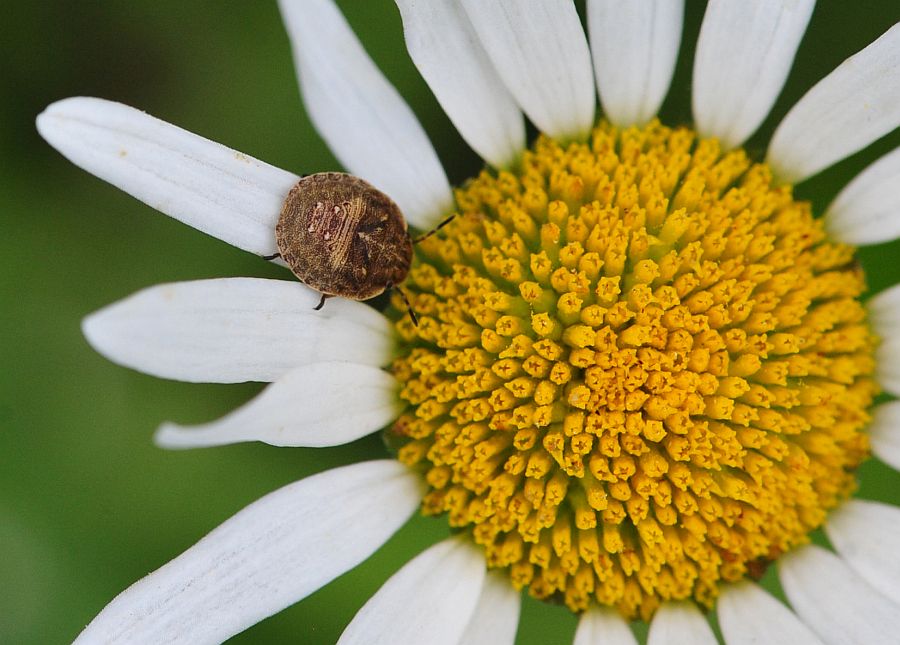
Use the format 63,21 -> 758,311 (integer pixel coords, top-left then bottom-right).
388,120 -> 878,620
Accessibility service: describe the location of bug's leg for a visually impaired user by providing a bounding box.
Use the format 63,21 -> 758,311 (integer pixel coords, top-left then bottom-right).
388,282 -> 419,327
262,252 -> 281,261
412,214 -> 456,244
313,294 -> 331,311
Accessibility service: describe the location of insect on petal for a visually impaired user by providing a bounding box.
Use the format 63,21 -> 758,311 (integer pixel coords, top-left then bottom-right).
279,0 -> 454,230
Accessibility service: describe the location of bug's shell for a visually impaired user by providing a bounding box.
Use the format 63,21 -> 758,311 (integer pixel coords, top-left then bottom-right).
275,173 -> 413,301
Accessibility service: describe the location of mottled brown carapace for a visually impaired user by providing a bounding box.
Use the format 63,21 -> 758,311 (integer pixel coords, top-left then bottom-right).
275,173 -> 412,301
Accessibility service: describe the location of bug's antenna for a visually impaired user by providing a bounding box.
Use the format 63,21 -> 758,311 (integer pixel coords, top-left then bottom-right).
388,282 -> 419,327
413,214 -> 456,244
262,252 -> 281,261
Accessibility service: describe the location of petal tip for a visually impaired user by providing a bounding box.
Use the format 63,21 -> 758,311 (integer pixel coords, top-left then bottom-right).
36,96 -> 100,134
35,101 -> 67,143
35,107 -> 51,136
81,308 -> 114,357
154,423 -> 193,450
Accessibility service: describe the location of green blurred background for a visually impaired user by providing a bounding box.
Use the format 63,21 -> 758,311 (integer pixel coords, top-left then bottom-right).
3,1 -> 900,643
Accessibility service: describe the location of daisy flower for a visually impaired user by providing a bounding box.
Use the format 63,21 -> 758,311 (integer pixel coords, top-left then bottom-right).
37,0 -> 900,643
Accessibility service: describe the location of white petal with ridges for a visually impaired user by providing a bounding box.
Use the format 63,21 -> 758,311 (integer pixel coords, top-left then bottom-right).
83,278 -> 393,384
458,571 -> 521,645
460,0 -> 595,141
36,97 -> 298,255
767,24 -> 900,183
693,0 -> 814,149
826,146 -> 900,244
279,0 -> 452,230
74,460 -> 423,645
587,0 -> 683,128
647,601 -> 716,645
338,536 -> 485,645
826,500 -> 900,605
717,580 -> 823,645
867,401 -> 900,471
396,0 -> 525,169
779,544 -> 900,645
155,362 -> 399,449
574,606 -> 638,645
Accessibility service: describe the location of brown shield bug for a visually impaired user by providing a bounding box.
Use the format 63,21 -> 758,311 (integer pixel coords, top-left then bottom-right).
266,172 -> 452,324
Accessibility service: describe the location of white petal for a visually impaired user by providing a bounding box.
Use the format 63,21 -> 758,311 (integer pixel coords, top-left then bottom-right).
156,362 -> 399,449
36,97 -> 297,255
83,278 -> 394,384
338,536 -> 486,645
573,606 -> 638,645
587,0 -> 683,128
646,601 -> 716,645
717,580 -> 823,645
75,460 -> 423,645
458,570 -> 521,645
460,0 -> 596,141
767,24 -> 900,183
875,337 -> 900,397
396,0 -> 525,169
825,146 -> 900,245
826,500 -> 900,605
693,0 -> 814,149
278,0 -> 453,230
868,283 -> 900,333
869,284 -> 900,396
867,401 -> 900,471
779,544 -> 900,645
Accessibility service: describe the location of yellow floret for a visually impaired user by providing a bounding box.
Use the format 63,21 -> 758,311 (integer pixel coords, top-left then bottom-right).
389,120 -> 877,620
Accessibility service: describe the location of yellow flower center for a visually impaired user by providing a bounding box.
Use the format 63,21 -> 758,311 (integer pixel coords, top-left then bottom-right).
387,120 -> 878,620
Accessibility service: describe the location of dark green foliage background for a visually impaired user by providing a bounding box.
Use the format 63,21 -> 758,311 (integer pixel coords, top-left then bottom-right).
2,2 -> 900,643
